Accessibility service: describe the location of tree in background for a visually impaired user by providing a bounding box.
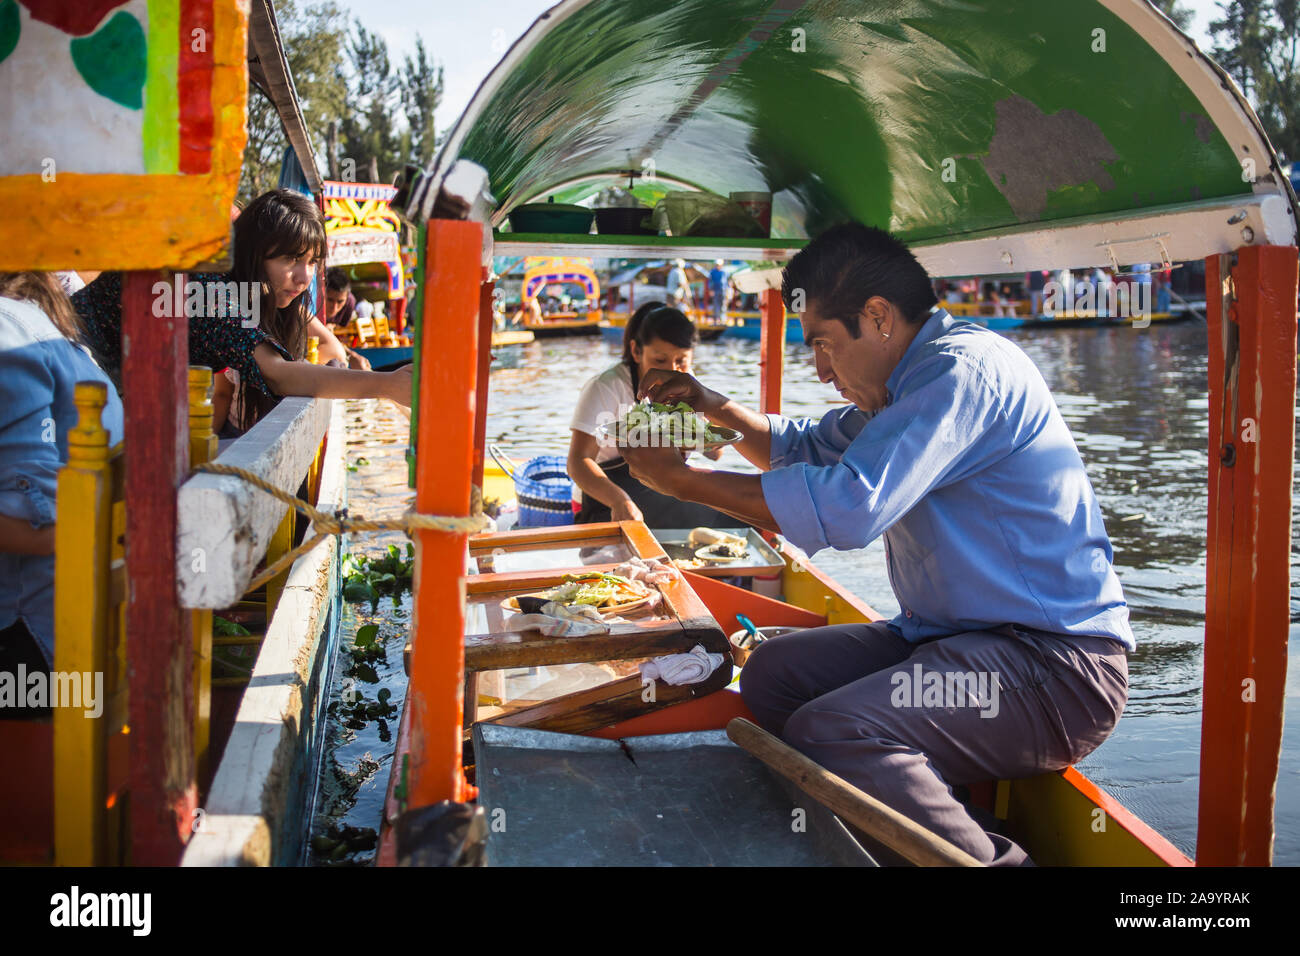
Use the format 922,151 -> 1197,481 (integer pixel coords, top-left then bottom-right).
338,23 -> 403,183
1209,0 -> 1298,166
240,2 -> 443,200
400,37 -> 444,169
1153,0 -> 1194,30
240,1 -> 349,201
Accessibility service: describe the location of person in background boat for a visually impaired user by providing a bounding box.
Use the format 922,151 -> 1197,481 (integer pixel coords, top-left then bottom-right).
324,267 -> 356,328
0,272 -> 124,690
620,223 -> 1133,866
308,269 -> 370,371
1156,269 -> 1172,314
1026,268 -> 1047,316
71,189 -> 408,435
708,259 -> 728,321
666,259 -> 694,313
568,302 -> 728,528
1092,266 -> 1111,318
981,282 -> 1008,317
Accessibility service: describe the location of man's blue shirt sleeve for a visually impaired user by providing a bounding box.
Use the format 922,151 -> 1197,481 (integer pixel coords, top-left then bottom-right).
761,354 -> 1010,554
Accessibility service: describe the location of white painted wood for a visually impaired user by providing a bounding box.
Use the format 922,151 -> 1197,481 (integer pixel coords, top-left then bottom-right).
182,400 -> 347,867
731,196 -> 1288,287
177,396 -> 331,609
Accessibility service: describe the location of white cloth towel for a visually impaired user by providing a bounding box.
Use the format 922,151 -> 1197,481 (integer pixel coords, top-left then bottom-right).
506,601 -> 610,637
639,644 -> 725,686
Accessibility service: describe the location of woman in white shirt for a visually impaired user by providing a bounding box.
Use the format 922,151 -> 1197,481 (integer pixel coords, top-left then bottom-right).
569,303 -> 730,528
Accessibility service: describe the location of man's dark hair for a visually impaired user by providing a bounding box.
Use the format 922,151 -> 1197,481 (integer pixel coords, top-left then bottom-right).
781,222 -> 937,336
326,267 -> 351,293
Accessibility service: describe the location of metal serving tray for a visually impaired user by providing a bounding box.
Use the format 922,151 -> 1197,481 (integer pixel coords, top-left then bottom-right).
652,527 -> 786,577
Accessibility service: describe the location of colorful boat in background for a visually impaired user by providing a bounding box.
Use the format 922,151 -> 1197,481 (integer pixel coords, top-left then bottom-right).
600,261 -> 728,340
324,180 -> 416,367
515,257 -> 603,336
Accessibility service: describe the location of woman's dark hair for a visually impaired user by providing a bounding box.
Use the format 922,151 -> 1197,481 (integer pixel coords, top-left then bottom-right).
0,272 -> 83,342
232,188 -> 326,361
620,299 -> 667,367
230,189 -> 326,424
621,303 -> 698,393
781,222 -> 937,335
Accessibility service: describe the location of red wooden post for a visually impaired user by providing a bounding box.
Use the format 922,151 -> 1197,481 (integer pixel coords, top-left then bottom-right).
1197,245 -> 1297,866
759,287 -> 785,414
122,270 -> 196,864
472,276 -> 495,490
409,220 -> 482,806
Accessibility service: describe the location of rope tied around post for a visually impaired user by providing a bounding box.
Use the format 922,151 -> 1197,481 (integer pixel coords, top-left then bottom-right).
194,461 -> 489,594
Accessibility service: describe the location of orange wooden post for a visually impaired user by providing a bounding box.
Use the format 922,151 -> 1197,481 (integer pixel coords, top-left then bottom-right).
409,220 -> 482,806
759,287 -> 785,414
472,276 -> 495,490
1197,245 -> 1297,866
122,270 -> 197,864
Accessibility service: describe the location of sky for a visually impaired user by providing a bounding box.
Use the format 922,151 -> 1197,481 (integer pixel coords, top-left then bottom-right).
334,0 -> 1231,136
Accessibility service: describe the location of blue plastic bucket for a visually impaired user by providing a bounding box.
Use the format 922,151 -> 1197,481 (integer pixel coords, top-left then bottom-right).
514,455 -> 575,527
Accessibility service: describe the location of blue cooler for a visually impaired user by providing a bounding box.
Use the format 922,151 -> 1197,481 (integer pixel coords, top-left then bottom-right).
514,455 -> 575,527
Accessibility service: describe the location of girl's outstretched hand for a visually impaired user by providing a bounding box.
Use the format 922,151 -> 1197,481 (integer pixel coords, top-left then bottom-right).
384,364 -> 413,407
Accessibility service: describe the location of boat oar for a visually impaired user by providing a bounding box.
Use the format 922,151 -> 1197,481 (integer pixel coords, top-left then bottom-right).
725,717 -> 984,867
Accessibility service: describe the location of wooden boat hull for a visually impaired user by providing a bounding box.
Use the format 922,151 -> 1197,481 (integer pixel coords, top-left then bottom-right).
722,315 -> 803,342
354,345 -> 413,368
376,506 -> 1192,867
491,329 -> 535,347
526,320 -> 602,337
971,311 -> 1187,330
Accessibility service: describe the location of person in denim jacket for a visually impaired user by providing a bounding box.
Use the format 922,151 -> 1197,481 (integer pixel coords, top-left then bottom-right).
0,273 -> 123,675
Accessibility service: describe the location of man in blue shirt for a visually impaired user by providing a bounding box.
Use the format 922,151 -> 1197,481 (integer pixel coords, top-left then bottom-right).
708,260 -> 728,320
620,223 -> 1131,865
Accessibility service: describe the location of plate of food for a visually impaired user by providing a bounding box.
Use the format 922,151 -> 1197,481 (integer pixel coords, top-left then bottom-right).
596,401 -> 742,451
500,571 -> 655,616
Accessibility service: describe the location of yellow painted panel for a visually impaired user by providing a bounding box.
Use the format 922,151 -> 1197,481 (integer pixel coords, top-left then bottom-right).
1005,772 -> 1177,866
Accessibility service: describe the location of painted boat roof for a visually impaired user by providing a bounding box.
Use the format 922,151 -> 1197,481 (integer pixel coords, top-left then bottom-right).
431,0 -> 1298,273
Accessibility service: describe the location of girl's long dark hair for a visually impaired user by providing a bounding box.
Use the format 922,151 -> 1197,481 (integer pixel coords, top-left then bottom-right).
232,188 -> 325,361
621,303 -> 698,394
230,189 -> 326,425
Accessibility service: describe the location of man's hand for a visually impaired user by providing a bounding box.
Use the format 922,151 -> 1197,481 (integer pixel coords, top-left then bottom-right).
620,442 -> 691,497
637,369 -> 726,415
610,497 -> 644,523
347,350 -> 372,371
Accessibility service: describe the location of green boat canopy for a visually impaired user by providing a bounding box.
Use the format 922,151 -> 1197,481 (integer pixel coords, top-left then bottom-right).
420,0 -> 1298,275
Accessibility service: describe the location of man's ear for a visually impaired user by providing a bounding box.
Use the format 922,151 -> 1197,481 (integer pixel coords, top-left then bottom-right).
863,296 -> 891,332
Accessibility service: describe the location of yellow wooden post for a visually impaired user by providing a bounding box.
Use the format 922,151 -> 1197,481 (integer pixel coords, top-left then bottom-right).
188,367 -> 217,785
307,335 -> 320,364
53,382 -> 114,866
265,507 -> 294,616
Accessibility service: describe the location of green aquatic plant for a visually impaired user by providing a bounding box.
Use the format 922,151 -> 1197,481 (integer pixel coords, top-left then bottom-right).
342,543 -> 414,611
